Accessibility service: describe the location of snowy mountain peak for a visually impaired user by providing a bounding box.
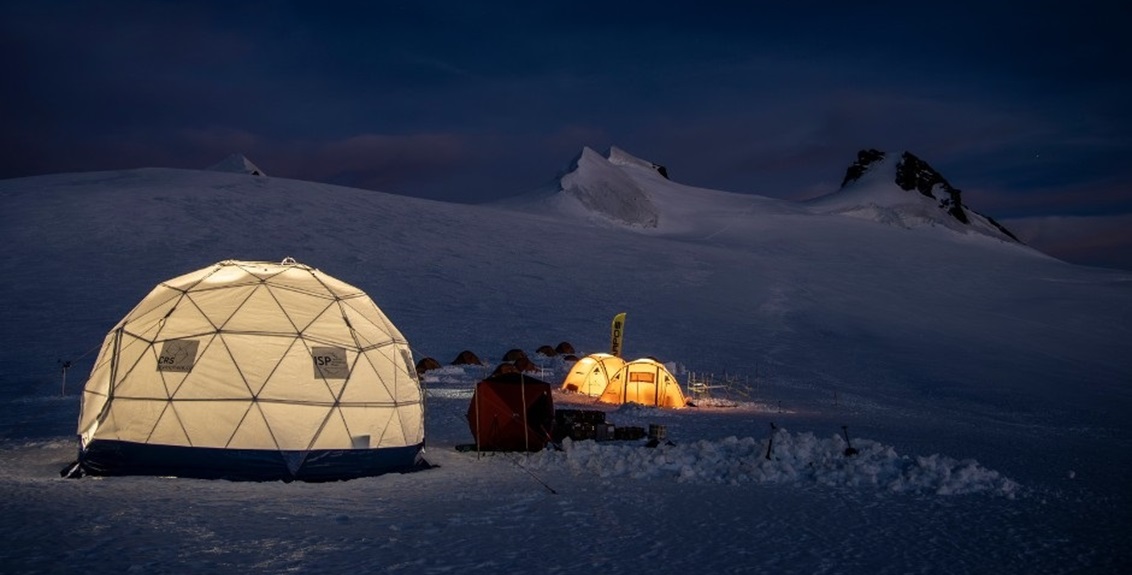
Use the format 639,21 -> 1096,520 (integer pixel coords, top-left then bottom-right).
606,146 -> 669,180
812,149 -> 1020,242
839,148 -> 889,188
207,153 -> 266,176
839,149 -> 958,201
556,146 -> 661,228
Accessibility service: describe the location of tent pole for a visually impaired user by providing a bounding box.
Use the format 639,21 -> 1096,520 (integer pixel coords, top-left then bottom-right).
621,367 -> 628,405
474,382 -> 481,459
60,361 -> 70,396
520,373 -> 529,452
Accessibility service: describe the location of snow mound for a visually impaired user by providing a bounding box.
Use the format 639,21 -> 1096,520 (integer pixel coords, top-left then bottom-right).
207,153 -> 266,176
525,429 -> 1020,497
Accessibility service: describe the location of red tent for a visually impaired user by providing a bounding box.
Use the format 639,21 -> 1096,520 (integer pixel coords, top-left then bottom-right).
466,373 -> 555,452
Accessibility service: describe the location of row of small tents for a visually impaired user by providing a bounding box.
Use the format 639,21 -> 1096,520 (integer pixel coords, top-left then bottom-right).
414,343 -> 579,377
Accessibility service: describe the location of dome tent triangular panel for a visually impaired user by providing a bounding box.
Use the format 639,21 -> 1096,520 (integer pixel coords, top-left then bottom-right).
222,284 -> 301,335
340,300 -> 399,349
337,352 -> 401,404
226,403 -> 276,449
218,333 -> 302,397
255,339 -> 343,404
140,402 -> 190,445
340,405 -> 413,447
100,397 -> 172,443
105,333 -> 172,399
169,335 -> 257,401
157,296 -> 218,338
254,264 -> 337,297
74,259 -> 427,481
185,282 -> 258,325
257,401 -> 334,451
308,408 -> 354,450
173,399 -> 255,448
265,286 -> 332,333
121,288 -> 192,341
303,303 -> 367,348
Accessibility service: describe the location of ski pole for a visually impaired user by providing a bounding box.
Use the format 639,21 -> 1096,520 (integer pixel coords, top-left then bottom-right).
842,425 -> 859,457
765,422 -> 777,460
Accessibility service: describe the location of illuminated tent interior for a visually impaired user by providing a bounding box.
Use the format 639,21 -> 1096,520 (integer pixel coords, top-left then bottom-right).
71,258 -> 426,481
597,358 -> 687,408
560,353 -> 626,396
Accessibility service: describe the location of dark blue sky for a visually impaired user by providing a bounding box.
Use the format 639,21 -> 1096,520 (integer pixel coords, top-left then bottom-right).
3,1 -> 1130,246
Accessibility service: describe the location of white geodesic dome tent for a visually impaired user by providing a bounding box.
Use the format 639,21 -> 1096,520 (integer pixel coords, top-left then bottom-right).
72,258 -> 426,481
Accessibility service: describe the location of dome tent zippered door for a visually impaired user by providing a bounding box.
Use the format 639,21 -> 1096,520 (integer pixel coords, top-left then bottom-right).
71,258 -> 427,481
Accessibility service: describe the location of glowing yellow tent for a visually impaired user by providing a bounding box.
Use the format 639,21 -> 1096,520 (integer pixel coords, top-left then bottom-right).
597,358 -> 687,408
560,353 -> 626,396
71,258 -> 426,481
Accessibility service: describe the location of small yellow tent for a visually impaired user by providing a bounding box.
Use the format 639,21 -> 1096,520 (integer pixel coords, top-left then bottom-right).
561,353 -> 625,396
597,358 -> 686,408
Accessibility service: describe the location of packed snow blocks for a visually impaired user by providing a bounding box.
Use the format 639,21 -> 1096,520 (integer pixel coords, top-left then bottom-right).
69,259 -> 427,481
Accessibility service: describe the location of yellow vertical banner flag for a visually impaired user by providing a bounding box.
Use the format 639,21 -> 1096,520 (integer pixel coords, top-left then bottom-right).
610,312 -> 626,357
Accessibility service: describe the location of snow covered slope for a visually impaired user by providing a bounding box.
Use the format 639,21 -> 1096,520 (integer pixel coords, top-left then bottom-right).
2,159 -> 1126,439
1,160 -> 1130,573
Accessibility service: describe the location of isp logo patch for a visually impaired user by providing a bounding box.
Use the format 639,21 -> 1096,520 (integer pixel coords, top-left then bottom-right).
312,346 -> 349,379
